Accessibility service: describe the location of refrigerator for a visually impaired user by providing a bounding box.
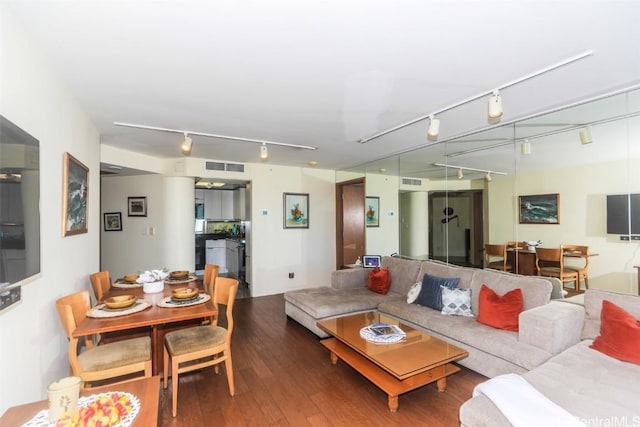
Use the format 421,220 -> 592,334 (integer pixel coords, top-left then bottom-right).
244,221 -> 251,288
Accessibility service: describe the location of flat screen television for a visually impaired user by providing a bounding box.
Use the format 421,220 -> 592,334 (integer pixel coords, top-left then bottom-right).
606,194 -> 640,235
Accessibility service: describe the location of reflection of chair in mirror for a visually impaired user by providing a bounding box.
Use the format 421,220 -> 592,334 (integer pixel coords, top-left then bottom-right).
562,244 -> 590,291
484,244 -> 511,271
535,247 -> 579,290
89,270 -> 111,302
203,263 -> 220,295
506,241 -> 527,250
55,290 -> 152,388
163,277 -> 239,417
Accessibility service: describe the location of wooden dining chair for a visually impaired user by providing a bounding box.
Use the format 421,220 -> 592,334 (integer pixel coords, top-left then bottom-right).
506,240 -> 527,250
163,277 -> 239,417
484,244 -> 511,271
535,247 -> 579,290
562,244 -> 590,291
203,263 -> 220,295
89,270 -> 112,302
55,290 -> 152,388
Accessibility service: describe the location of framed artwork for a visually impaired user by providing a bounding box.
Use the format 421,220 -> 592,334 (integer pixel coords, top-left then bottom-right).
365,196 -> 380,227
62,152 -> 89,236
128,196 -> 147,217
519,193 -> 560,224
103,212 -> 122,231
284,193 -> 309,228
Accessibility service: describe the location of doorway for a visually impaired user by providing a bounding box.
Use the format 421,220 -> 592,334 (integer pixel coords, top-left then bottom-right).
428,190 -> 483,267
335,178 -> 365,269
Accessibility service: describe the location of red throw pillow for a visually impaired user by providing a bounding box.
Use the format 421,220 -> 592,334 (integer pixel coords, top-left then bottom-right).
367,267 -> 391,295
590,300 -> 640,365
476,284 -> 523,331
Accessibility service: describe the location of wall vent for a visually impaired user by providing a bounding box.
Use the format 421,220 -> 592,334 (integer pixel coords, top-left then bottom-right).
225,163 -> 245,173
402,178 -> 422,186
205,161 -> 225,171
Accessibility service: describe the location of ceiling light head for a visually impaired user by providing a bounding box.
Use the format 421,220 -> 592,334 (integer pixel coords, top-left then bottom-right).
427,115 -> 440,141
260,142 -> 269,160
180,134 -> 193,156
485,172 -> 492,182
488,90 -> 503,119
579,126 -> 593,144
521,139 -> 531,155
307,160 -> 318,167
457,168 -> 464,180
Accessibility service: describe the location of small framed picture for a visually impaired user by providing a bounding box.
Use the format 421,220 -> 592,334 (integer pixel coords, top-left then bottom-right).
365,196 -> 380,227
128,196 -> 147,217
103,212 -> 122,231
62,152 -> 89,236
284,193 -> 309,228
519,193 -> 560,224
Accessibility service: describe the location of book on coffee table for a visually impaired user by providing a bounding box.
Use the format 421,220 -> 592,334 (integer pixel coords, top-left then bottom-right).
368,322 -> 404,337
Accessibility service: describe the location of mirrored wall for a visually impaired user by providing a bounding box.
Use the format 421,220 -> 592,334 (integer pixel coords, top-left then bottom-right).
339,87 -> 640,294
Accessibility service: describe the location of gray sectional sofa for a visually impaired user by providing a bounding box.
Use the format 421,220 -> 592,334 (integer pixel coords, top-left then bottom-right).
284,256 -> 571,378
459,289 -> 640,426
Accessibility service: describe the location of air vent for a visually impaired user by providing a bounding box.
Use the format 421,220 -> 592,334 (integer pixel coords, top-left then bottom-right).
225,163 -> 245,173
205,161 -> 225,171
402,178 -> 422,186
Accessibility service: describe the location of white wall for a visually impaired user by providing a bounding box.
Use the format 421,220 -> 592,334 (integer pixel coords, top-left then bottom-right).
0,5 -> 100,412
365,173 -> 400,256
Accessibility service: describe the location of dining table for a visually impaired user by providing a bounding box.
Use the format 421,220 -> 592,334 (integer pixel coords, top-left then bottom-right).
506,247 -> 598,277
0,376 -> 160,427
74,276 -> 216,376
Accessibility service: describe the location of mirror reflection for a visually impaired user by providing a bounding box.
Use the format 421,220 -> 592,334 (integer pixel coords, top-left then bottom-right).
0,115 -> 41,285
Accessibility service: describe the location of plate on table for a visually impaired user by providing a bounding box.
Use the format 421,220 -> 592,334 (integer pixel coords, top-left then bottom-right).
104,295 -> 136,309
170,294 -> 200,303
172,287 -> 198,300
169,270 -> 189,280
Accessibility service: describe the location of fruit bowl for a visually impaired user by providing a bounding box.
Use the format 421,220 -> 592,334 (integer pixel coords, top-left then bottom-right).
171,287 -> 198,300
169,270 -> 189,280
123,274 -> 138,283
104,295 -> 136,309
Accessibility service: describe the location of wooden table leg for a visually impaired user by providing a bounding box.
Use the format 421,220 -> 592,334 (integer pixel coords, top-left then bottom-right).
330,351 -> 338,365
387,395 -> 398,413
436,377 -> 447,392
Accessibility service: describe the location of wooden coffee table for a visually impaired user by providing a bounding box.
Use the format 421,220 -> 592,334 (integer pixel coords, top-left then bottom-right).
317,312 -> 468,412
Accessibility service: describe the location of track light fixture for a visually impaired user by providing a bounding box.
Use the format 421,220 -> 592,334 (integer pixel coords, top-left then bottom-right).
521,139 -> 531,155
579,126 -> 593,144
427,115 -> 440,141
435,163 -> 507,179
488,90 -> 503,119
260,143 -> 269,160
180,133 -> 193,155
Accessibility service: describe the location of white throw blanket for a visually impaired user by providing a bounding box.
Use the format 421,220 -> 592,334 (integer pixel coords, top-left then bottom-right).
473,374 -> 586,427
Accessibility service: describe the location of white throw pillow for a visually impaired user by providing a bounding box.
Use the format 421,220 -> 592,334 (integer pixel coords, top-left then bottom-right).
441,287 -> 474,317
407,282 -> 422,304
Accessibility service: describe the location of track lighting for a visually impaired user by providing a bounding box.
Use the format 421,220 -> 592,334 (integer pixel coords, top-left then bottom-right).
427,116 -> 440,141
260,143 -> 268,160
488,90 -> 503,119
457,169 -> 464,179
485,172 -> 492,182
521,140 -> 531,155
579,126 -> 593,144
435,163 -> 507,179
180,133 -> 193,155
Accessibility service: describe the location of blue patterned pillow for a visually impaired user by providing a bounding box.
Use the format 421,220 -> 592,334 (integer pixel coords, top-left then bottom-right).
441,287 -> 474,317
414,274 -> 460,310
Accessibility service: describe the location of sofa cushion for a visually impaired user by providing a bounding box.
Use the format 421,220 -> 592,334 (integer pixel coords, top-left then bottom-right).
582,289 -> 640,340
381,256 -> 422,295
418,261 -> 475,290
590,300 -> 640,365
476,285 -> 523,331
441,287 -> 473,317
414,273 -> 460,310
367,267 -> 390,294
406,282 -> 421,304
470,269 -> 551,314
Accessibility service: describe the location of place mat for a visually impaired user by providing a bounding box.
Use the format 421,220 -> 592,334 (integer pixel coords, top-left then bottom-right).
87,300 -> 151,318
113,280 -> 143,289
23,391 -> 140,427
359,324 -> 406,344
164,275 -> 198,285
157,293 -> 210,308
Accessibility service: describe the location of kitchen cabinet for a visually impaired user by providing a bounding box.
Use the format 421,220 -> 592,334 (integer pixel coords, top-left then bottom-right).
233,188 -> 249,220
205,239 -> 227,273
203,190 -> 234,220
195,189 -> 205,203
221,191 -> 234,219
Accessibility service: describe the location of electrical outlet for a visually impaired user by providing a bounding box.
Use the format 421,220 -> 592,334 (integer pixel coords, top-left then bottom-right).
632,235 -> 640,240
288,272 -> 294,279
620,235 -> 630,241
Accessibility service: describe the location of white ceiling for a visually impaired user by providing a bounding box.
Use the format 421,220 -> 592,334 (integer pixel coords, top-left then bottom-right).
5,1 -> 640,173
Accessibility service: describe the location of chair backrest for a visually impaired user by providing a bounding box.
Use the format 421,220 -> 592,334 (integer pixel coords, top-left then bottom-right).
484,244 -> 506,268
535,247 -> 563,268
203,264 -> 220,295
56,290 -> 92,374
212,277 -> 239,340
563,244 -> 589,256
507,240 -> 526,249
90,271 -> 111,301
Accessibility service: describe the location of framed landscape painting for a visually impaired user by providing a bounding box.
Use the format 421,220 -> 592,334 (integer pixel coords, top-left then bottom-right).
365,196 -> 379,227
128,196 -> 147,217
284,193 -> 309,228
519,193 -> 560,224
62,152 -> 89,236
104,212 -> 122,231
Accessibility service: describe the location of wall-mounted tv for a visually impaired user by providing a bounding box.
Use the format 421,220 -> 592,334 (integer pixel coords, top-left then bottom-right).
606,194 -> 640,235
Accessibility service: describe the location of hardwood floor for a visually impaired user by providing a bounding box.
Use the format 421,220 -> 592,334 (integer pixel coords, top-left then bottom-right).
160,294 -> 487,426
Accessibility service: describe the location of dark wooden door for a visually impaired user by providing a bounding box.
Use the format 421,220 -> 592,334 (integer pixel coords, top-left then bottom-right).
336,179 -> 365,268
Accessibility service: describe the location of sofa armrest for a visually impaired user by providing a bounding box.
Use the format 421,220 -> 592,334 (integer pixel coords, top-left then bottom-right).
331,268 -> 369,290
518,301 -> 585,355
